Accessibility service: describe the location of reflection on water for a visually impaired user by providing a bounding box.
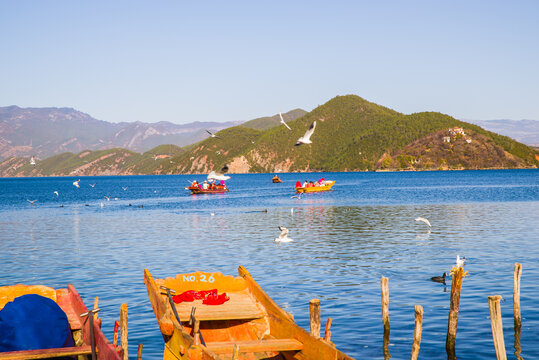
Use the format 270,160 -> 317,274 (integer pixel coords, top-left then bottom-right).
0,170 -> 538,359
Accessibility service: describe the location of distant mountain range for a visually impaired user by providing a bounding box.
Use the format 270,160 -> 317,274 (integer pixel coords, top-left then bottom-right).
464,119 -> 539,147
1,95 -> 537,177
0,106 -> 242,159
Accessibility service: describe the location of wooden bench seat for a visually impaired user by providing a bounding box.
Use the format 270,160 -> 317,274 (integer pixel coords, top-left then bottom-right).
175,290 -> 264,322
0,345 -> 93,360
205,339 -> 304,354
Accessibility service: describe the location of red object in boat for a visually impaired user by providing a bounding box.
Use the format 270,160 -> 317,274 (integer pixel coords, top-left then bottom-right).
172,289 -> 229,305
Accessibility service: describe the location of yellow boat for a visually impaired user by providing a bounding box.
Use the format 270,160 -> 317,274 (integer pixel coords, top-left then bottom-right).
144,266 -> 354,360
295,180 -> 335,193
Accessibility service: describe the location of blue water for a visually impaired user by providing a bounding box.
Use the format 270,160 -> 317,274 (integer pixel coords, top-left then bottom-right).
0,169 -> 538,359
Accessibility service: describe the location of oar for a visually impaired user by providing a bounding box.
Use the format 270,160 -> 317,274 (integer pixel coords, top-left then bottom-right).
160,286 -> 183,330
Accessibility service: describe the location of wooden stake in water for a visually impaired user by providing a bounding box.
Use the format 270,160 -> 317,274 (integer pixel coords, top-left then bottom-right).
324,318 -> 332,342
381,277 -> 391,360
446,266 -> 466,360
120,303 -> 128,360
513,263 -> 523,360
136,343 -> 143,360
309,299 -> 321,338
489,295 -> 507,360
411,305 -> 423,360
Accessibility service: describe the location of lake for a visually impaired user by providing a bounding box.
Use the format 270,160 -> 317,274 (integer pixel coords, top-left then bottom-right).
0,169 -> 538,359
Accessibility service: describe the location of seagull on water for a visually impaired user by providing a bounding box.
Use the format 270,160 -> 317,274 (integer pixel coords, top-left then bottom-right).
208,164 -> 230,181
27,199 -> 37,205
295,121 -> 316,146
73,179 -> 80,188
456,255 -> 466,267
415,217 -> 431,227
274,226 -> 293,245
205,130 -> 222,139
53,191 -> 59,197
279,112 -> 291,130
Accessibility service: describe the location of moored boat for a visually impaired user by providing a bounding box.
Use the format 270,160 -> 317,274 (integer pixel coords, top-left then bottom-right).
295,180 -> 335,193
0,284 -> 122,359
272,175 -> 282,183
144,266 -> 354,360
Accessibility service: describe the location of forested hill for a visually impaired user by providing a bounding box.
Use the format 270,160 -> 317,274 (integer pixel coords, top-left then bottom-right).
1,95 -> 537,177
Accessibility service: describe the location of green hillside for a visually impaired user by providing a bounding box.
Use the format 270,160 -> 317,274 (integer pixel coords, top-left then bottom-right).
241,109 -> 307,130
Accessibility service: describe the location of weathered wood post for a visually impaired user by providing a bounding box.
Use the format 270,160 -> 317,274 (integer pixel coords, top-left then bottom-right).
381,277 -> 391,359
136,343 -> 143,360
513,263 -> 523,359
446,266 -> 466,360
309,299 -> 321,338
120,303 -> 128,360
93,297 -> 99,320
489,295 -> 507,360
410,305 -> 423,360
324,318 -> 332,342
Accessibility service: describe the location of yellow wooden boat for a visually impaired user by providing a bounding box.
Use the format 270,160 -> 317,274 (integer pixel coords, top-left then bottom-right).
295,180 -> 335,193
144,266 -> 354,360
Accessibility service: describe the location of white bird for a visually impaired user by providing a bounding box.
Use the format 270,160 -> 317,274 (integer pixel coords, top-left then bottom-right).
291,208 -> 294,215
30,157 -> 36,165
100,202 -> 104,208
89,183 -> 96,188
27,199 -> 37,205
274,226 -> 293,245
122,187 -> 128,191
291,194 -> 301,199
295,121 -> 316,146
104,196 -> 110,201
415,217 -> 432,227
279,112 -> 291,130
211,212 -> 215,216
205,130 -> 222,139
207,164 -> 230,181
456,255 -> 466,267
73,179 -> 80,188
53,191 -> 59,197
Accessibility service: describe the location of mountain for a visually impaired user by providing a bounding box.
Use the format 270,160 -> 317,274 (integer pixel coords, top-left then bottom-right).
1,95 -> 537,177
0,106 -> 239,159
464,119 -> 539,147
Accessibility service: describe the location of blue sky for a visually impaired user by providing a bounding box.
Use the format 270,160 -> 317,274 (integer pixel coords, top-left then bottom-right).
1,1 -> 538,124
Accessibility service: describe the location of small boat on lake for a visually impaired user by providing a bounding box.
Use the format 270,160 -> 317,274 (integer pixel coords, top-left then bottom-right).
187,186 -> 229,194
272,175 -> 283,183
295,180 -> 335,193
144,266 -> 353,360
0,284 -> 122,359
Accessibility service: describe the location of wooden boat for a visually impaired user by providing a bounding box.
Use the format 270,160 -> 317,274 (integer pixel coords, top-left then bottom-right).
188,186 -> 229,194
144,266 -> 354,360
295,180 -> 335,193
0,284 -> 122,360
272,176 -> 282,183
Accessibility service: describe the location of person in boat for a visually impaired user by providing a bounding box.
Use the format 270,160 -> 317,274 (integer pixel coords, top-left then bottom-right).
295,181 -> 301,188
314,181 -> 320,187
319,178 -> 325,186
308,181 -> 314,187
191,180 -> 198,188
303,180 -> 308,188
202,180 -> 209,190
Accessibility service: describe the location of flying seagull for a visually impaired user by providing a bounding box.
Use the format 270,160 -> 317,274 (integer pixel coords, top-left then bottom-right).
104,196 -> 110,201
122,186 -> 128,191
27,199 -> 37,205
53,191 -> 59,197
205,130 -> 222,139
208,164 -> 230,181
89,183 -> 96,188
73,179 -> 80,188
295,121 -> 316,146
30,157 -> 36,165
279,112 -> 291,130
456,255 -> 466,267
415,217 -> 431,227
274,226 -> 293,245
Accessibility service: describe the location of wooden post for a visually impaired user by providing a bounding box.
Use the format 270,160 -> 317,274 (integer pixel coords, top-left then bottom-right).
514,263 -> 523,360
489,295 -> 507,360
136,343 -> 143,360
381,277 -> 390,360
194,320 -> 201,345
324,318 -> 332,342
446,267 -> 465,360
381,277 -> 390,332
309,299 -> 321,338
113,320 -> 119,347
93,297 -> 99,320
120,303 -> 128,360
410,305 -> 423,360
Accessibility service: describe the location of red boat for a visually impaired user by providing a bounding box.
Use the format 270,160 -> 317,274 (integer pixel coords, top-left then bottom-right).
188,185 -> 229,194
